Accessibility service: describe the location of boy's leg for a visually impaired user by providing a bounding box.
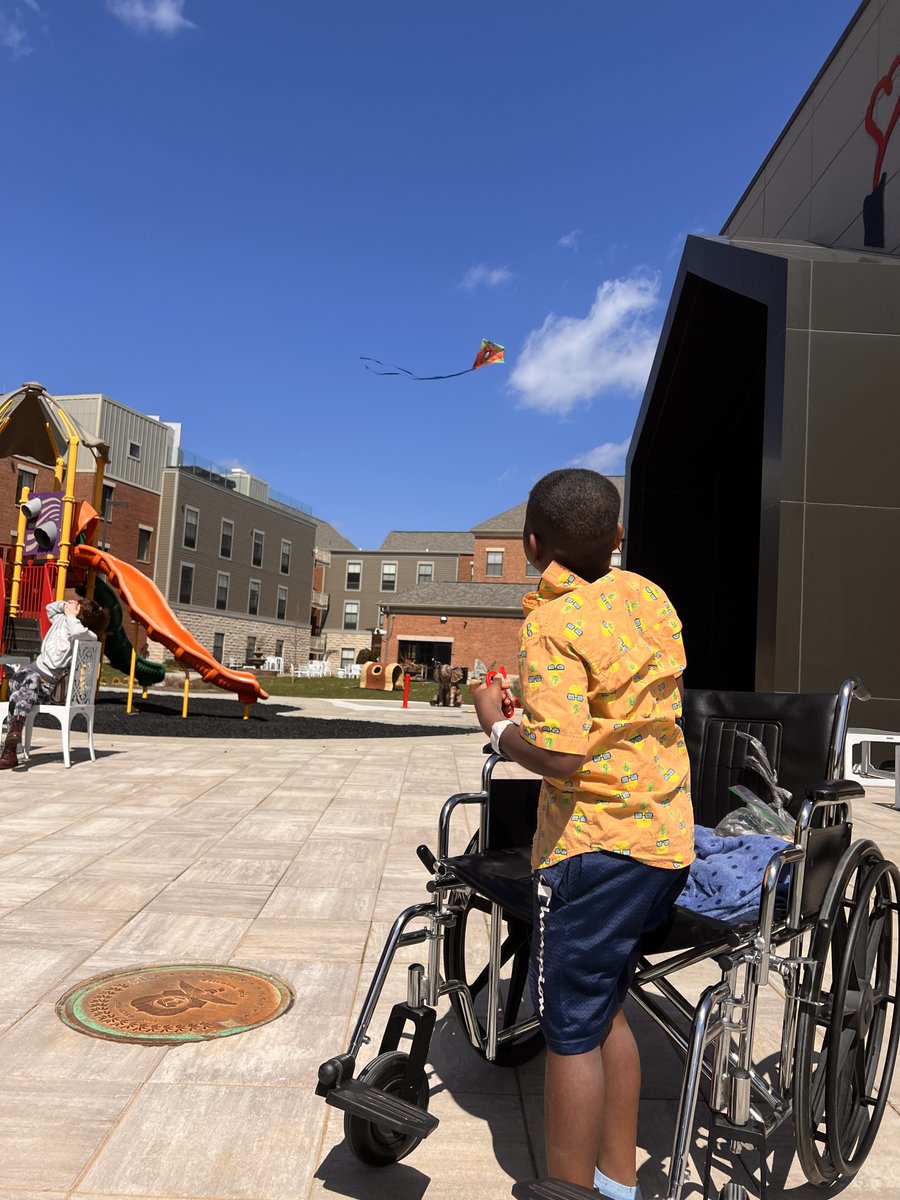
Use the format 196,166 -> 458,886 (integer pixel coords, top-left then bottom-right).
544,1008 -> 640,1190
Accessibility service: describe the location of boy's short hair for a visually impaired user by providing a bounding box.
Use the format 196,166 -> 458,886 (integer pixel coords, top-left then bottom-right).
78,598 -> 109,638
525,469 -> 621,580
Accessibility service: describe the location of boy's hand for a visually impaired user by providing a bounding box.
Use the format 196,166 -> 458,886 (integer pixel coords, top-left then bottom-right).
64,600 -> 79,617
472,676 -> 512,735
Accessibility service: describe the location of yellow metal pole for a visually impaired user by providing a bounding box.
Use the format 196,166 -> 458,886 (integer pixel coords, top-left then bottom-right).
54,432 -> 80,600
243,703 -> 249,720
182,669 -> 190,719
126,643 -> 137,714
9,487 -> 30,617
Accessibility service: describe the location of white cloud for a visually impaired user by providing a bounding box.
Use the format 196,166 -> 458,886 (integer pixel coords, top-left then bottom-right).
558,229 -> 580,251
0,1 -> 39,56
107,0 -> 195,34
570,437 -> 631,475
459,263 -> 513,292
509,274 -> 661,416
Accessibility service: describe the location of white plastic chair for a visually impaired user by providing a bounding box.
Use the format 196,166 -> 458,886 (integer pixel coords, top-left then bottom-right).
22,633 -> 103,768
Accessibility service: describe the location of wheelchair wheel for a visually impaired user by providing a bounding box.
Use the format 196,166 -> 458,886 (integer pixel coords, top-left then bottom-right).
343,1051 -> 430,1166
443,891 -> 544,1067
794,840 -> 900,1186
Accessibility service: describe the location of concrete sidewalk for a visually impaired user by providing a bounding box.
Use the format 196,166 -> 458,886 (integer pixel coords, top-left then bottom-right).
0,723 -> 896,1199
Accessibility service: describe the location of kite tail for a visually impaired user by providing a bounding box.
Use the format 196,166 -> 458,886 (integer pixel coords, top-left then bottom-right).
360,357 -> 473,381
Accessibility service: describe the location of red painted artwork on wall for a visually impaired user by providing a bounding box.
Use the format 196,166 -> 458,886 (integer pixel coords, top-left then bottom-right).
864,54 -> 900,247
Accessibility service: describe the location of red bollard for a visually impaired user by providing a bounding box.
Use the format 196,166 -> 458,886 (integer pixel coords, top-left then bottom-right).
403,672 -> 410,708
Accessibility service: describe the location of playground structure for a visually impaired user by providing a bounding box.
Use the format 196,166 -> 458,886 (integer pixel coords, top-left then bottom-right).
0,383 -> 268,714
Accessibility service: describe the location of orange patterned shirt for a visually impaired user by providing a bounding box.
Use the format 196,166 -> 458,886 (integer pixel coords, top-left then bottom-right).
518,562 -> 694,872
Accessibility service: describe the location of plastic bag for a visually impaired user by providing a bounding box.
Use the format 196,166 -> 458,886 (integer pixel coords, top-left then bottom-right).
713,732 -> 794,839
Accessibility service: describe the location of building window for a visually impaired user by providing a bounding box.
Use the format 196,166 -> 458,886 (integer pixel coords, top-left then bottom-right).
215,572 -> 229,611
212,632 -> 225,662
251,529 -> 264,568
381,561 -> 397,591
183,506 -> 199,550
101,484 -> 115,523
245,636 -> 257,663
340,647 -> 355,669
276,585 -> 288,620
248,579 -> 260,616
346,560 -> 361,590
343,601 -> 359,630
417,561 -> 433,585
274,638 -> 284,658
137,526 -> 153,563
220,519 -> 233,559
15,467 -> 36,503
128,441 -> 141,460
486,549 -> 504,577
280,539 -> 291,574
179,564 -> 194,605
526,560 -> 540,577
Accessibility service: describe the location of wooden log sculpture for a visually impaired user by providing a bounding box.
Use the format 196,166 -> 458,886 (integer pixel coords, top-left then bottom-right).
430,663 -> 464,707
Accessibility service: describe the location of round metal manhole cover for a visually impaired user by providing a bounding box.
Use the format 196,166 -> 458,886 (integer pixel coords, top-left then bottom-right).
56,964 -> 295,1045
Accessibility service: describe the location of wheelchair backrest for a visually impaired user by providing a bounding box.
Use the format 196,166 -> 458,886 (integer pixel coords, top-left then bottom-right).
484,777 -> 541,852
682,687 -> 840,827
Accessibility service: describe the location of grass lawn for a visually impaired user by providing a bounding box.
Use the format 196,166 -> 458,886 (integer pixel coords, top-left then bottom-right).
100,664 -> 480,705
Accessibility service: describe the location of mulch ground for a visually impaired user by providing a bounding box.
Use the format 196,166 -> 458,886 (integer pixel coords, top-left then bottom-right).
33,693 -> 480,740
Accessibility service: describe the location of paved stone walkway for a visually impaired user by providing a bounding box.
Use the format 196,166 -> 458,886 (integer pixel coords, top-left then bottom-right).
0,715 -> 897,1199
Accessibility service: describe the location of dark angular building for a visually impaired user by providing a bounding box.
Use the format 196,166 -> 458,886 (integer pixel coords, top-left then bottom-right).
626,0 -> 900,728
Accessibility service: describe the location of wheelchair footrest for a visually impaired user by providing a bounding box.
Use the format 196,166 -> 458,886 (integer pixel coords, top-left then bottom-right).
511,1181 -> 598,1200
324,1078 -> 439,1139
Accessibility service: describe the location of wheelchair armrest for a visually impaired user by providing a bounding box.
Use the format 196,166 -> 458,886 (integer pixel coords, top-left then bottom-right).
757,843 -> 804,968
438,790 -> 488,859
805,778 -> 865,803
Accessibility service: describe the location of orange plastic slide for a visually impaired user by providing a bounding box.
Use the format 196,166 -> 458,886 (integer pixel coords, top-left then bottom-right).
72,544 -> 269,704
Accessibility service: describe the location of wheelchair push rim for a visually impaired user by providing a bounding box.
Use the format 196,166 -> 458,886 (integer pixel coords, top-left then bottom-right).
793,840 -> 900,1186
443,890 -> 545,1067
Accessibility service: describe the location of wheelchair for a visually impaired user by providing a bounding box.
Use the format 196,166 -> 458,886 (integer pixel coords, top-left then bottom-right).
316,678 -> 900,1200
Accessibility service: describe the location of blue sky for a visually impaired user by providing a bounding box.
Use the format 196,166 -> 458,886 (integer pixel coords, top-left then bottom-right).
1,0 -> 856,547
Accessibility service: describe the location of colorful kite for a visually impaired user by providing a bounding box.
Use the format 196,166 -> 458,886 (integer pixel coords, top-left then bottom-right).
361,338 -> 505,380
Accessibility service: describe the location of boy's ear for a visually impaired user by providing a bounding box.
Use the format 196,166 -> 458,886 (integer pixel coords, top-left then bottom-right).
524,530 -> 542,567
614,522 -> 624,551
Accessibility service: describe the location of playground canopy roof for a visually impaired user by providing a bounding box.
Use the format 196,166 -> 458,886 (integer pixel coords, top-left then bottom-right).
0,383 -> 109,467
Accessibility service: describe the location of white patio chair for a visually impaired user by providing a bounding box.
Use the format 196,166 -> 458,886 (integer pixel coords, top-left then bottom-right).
22,633 -> 103,768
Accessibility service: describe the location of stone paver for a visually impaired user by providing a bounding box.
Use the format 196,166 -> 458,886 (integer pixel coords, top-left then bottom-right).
0,713 -> 895,1198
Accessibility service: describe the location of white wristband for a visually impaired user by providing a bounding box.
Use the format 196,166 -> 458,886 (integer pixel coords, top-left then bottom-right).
490,718 -> 515,755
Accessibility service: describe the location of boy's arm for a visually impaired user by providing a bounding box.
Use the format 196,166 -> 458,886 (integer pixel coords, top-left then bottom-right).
472,677 -> 584,779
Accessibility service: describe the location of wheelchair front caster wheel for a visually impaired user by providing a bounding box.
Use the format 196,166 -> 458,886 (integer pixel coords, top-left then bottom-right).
717,1186 -> 749,1200
344,1050 -> 429,1166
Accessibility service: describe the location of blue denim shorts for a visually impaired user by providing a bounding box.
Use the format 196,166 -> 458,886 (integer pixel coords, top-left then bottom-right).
529,850 -> 688,1054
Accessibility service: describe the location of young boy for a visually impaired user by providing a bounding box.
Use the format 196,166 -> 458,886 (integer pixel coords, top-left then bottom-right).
473,469 -> 693,1199
0,597 -> 108,770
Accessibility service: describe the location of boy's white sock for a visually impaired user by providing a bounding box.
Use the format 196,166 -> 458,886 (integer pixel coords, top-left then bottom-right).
593,1167 -> 640,1200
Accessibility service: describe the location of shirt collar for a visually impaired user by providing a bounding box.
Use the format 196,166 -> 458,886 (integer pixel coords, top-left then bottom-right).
523,561 -> 589,615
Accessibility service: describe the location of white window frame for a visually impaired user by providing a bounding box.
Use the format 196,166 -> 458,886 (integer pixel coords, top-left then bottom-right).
215,571 -> 230,611
416,560 -> 434,585
380,561 -> 398,592
137,525 -> 153,564
212,631 -> 225,662
280,539 -> 291,575
343,601 -> 359,630
178,562 -> 194,606
127,441 -> 141,461
485,548 -> 504,577
183,505 -> 200,550
276,585 -> 288,620
340,647 -> 355,669
248,578 -> 261,616
346,560 -> 362,590
251,528 -> 265,568
15,466 -> 36,502
220,518 -> 234,559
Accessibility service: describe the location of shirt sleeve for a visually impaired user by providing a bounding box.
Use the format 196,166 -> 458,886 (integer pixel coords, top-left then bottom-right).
518,623 -> 591,757
44,602 -> 67,621
641,584 -> 686,674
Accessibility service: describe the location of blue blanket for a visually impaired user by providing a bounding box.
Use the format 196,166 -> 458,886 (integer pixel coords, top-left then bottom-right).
678,826 -> 791,924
